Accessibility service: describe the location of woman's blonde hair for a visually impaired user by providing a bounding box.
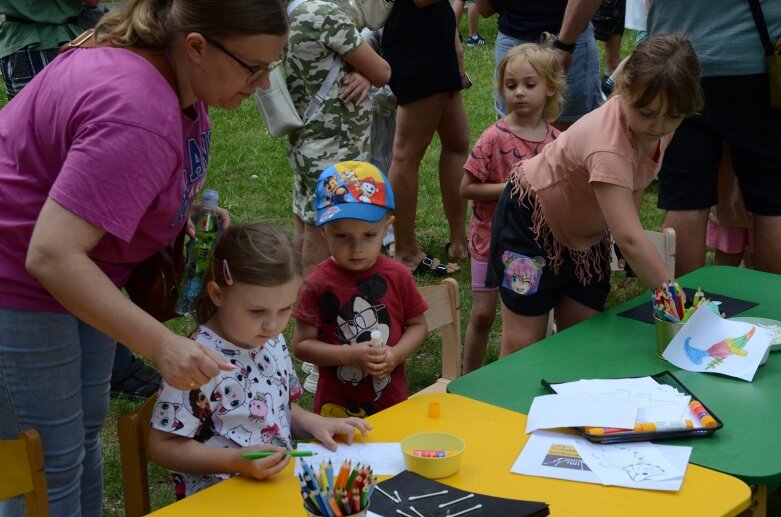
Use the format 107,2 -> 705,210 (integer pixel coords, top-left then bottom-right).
496,43 -> 567,122
619,33 -> 704,116
95,0 -> 288,49
193,222 -> 302,324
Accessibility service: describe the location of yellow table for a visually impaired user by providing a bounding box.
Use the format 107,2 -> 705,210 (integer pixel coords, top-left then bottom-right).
149,393 -> 750,516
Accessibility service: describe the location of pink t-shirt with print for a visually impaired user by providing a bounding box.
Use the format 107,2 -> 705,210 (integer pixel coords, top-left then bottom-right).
522,95 -> 673,252
464,119 -> 559,261
0,47 -> 210,312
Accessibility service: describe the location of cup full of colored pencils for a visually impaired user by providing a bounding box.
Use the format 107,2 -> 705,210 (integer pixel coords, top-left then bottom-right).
299,459 -> 375,517
652,282 -> 707,359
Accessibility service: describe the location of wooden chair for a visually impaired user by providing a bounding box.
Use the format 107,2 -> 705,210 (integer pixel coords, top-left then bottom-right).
0,428 -> 49,517
611,228 -> 677,277
117,395 -> 157,517
411,278 -> 463,396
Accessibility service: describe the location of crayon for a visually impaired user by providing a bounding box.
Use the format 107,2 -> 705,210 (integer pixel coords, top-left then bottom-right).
302,491 -> 319,514
241,450 -> 317,459
689,400 -> 718,427
328,495 -> 343,517
352,487 -> 361,513
302,460 -> 322,493
346,464 -> 360,491
336,459 -> 350,490
326,459 -> 334,490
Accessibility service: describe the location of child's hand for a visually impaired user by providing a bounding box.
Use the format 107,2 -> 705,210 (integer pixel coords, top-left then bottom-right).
309,415 -> 372,451
236,444 -> 290,481
349,340 -> 387,374
367,346 -> 398,378
339,72 -> 371,106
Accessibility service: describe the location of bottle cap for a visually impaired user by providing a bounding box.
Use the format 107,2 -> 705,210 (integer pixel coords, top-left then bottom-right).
202,189 -> 219,208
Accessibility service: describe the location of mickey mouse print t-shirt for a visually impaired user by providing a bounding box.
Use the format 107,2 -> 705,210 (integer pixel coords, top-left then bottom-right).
151,326 -> 302,499
293,255 -> 428,418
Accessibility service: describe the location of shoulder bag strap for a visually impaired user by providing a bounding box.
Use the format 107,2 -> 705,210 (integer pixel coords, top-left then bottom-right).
285,0 -> 343,122
747,0 -> 775,56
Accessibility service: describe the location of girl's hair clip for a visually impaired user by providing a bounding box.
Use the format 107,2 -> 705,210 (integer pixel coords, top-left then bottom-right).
222,259 -> 234,286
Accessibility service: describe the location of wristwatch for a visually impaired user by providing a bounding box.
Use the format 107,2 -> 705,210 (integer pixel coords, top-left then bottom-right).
552,36 -> 576,53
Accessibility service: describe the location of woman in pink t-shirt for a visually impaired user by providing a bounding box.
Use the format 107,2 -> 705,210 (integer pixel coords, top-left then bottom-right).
460,43 -> 564,373
0,1 -> 288,514
486,34 -> 704,356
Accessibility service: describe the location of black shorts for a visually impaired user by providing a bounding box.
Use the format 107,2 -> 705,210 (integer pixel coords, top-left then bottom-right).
486,185 -> 611,316
592,0 -> 626,41
657,74 -> 781,216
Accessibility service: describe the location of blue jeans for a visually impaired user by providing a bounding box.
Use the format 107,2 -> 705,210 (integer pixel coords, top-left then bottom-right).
0,308 -> 115,517
494,24 -> 603,123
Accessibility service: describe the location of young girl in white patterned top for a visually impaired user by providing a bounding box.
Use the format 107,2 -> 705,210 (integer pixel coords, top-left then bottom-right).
148,222 -> 370,499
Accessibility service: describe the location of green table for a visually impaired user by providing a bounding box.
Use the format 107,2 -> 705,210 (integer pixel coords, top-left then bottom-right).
449,266 -> 781,486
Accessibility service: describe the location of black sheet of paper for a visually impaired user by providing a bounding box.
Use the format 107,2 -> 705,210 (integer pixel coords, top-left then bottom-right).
617,287 -> 757,324
369,470 -> 549,517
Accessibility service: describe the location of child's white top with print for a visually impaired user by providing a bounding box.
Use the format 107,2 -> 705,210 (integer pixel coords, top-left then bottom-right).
151,326 -> 303,498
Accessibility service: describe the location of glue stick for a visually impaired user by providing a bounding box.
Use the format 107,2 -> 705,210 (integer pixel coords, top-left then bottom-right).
370,330 -> 384,348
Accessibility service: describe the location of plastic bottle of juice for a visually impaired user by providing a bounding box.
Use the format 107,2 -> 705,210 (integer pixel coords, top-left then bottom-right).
175,189 -> 222,315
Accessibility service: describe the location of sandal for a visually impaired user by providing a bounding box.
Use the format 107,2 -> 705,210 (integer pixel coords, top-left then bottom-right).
110,356 -> 161,398
412,254 -> 455,278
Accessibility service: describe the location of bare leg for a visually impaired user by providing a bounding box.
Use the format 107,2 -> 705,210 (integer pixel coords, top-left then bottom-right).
463,290 -> 498,373
500,302 -> 549,357
751,214 -> 781,274
389,93 -> 460,273
663,209 -> 709,277
714,250 -> 745,267
295,215 -> 330,276
436,92 -> 470,260
467,3 -> 480,38
603,33 -> 622,72
452,0 -> 465,26
554,296 -> 599,331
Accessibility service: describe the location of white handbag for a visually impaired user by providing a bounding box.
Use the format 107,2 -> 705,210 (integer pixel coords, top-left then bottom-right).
253,0 -> 342,138
254,66 -> 304,138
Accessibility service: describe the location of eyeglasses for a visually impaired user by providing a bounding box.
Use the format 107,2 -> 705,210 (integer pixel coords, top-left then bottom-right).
204,36 -> 280,84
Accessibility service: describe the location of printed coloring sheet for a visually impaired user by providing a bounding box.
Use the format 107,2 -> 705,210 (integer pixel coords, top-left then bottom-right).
663,305 -> 772,381
511,431 -> 691,491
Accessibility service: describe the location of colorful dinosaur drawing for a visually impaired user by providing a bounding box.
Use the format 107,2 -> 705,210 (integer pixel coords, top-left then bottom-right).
684,326 -> 756,370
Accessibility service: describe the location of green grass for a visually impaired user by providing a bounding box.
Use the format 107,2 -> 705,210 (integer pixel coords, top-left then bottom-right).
2,15 -> 776,515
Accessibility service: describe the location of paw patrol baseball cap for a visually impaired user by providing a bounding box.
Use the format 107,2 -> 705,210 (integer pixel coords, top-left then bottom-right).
315,161 -> 395,226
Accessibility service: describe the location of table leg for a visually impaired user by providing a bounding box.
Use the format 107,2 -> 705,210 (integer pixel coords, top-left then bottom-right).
737,484 -> 767,517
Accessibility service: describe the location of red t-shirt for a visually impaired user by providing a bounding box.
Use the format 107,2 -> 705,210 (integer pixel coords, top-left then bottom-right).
293,255 -> 428,416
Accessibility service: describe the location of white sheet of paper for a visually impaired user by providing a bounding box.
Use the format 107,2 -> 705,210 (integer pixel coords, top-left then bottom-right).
293,442 -> 405,476
663,305 -> 772,381
525,394 -> 638,433
574,439 -> 686,486
549,377 -> 691,423
511,431 -> 691,491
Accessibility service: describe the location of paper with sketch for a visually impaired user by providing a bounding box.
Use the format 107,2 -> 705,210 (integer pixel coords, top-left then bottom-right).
574,438 -> 688,488
525,394 -> 638,433
511,431 -> 690,491
663,305 -> 772,381
549,377 -> 691,423
294,442 -> 404,476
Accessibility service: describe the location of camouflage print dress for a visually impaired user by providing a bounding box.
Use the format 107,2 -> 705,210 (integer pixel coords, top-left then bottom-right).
286,0 -> 372,224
